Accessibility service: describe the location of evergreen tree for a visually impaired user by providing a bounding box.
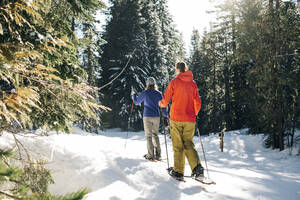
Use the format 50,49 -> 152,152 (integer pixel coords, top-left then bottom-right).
78,6 -> 106,133
0,0 -> 107,133
235,0 -> 299,150
201,29 -> 224,133
79,11 -> 104,87
189,25 -> 225,134
231,0 -> 264,132
212,0 -> 240,131
140,0 -> 167,86
0,0 -> 106,198
156,0 -> 186,85
29,0 -> 107,132
100,0 -> 150,129
199,0 -> 300,150
100,0 -> 185,129
189,29 -> 211,133
279,1 -> 300,147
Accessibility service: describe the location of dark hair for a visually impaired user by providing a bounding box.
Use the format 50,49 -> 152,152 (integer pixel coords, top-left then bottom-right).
146,84 -> 157,90
176,62 -> 187,73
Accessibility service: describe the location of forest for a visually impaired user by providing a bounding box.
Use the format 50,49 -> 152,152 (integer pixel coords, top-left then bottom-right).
0,0 -> 299,199
101,0 -> 300,151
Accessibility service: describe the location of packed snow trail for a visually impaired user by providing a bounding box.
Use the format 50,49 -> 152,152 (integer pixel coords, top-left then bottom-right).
1,128 -> 300,200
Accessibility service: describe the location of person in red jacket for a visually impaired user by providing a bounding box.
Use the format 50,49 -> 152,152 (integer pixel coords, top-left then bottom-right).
159,62 -> 204,180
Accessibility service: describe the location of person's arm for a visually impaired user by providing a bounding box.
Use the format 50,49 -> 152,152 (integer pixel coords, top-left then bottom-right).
193,85 -> 201,115
132,91 -> 145,105
159,81 -> 174,108
158,92 -> 168,117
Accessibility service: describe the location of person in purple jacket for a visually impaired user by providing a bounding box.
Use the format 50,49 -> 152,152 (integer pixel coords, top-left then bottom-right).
132,77 -> 167,161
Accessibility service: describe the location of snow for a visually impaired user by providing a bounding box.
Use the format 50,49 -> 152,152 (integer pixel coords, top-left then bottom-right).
1,128 -> 300,200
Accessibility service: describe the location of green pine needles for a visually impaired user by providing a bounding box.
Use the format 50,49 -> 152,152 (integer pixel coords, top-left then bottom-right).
0,148 -> 90,200
188,0 -> 299,150
0,0 -> 109,133
1,0 -> 106,199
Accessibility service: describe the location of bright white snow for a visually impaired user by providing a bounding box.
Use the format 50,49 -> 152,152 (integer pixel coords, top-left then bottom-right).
1,128 -> 300,200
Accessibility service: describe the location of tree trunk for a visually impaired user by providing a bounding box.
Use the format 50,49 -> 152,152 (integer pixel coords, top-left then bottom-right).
224,39 -> 231,130
212,42 -> 218,133
87,30 -> 95,86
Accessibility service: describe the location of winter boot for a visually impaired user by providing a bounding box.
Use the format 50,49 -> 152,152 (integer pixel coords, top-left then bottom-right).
154,148 -> 161,161
168,167 -> 183,178
155,156 -> 162,161
155,153 -> 161,161
144,154 -> 155,161
192,164 -> 204,180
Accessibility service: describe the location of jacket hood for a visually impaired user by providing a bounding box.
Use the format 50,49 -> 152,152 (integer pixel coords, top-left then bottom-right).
176,70 -> 194,82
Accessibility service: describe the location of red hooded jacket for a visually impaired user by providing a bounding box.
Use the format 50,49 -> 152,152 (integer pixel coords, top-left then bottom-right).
159,70 -> 201,122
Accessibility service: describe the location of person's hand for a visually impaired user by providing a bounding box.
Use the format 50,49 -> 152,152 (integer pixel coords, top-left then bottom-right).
131,90 -> 136,95
158,100 -> 163,107
163,117 -> 169,126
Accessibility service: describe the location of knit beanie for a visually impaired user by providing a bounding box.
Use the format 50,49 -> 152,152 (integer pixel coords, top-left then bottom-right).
146,77 -> 156,86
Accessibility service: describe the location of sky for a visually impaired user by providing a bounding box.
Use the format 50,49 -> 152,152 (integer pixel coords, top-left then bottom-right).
167,0 -> 216,49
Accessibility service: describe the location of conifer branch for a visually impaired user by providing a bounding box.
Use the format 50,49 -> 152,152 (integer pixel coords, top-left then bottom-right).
12,133 -> 31,162
0,190 -> 21,200
98,48 -> 137,91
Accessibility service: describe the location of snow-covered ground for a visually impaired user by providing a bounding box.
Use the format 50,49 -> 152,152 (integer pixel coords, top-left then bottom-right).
1,128 -> 300,200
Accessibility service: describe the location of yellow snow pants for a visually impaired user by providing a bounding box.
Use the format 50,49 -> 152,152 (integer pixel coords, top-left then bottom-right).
170,121 -> 200,174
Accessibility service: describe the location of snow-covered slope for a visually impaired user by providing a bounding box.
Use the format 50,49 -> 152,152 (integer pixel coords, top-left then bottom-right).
1,128 -> 300,200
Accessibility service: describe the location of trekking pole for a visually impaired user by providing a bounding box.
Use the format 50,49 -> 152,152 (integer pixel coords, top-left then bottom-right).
196,120 -> 210,179
162,111 -> 170,169
125,101 -> 134,149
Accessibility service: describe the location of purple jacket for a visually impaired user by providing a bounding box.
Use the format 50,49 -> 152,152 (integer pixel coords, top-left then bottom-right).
132,89 -> 167,117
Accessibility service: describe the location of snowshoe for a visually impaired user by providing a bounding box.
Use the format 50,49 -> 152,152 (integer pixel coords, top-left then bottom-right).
192,177 -> 216,185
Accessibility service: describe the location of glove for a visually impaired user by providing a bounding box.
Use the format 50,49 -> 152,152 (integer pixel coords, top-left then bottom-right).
158,100 -> 163,108
163,117 -> 169,126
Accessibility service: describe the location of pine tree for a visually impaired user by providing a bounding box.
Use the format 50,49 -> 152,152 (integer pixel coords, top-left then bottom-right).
200,29 -> 224,133
99,0 -> 187,129
140,0 -> 167,86
27,0 -> 108,133
186,0 -> 299,149
234,0 -> 299,150
0,0 -> 107,133
188,24 -> 225,133
0,0 -> 106,198
279,1 -> 300,148
232,0 -> 264,133
156,0 -> 186,85
100,0 -> 151,129
233,0 -> 299,150
211,0 -> 241,131
77,5 -> 106,133
189,29 -> 211,133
